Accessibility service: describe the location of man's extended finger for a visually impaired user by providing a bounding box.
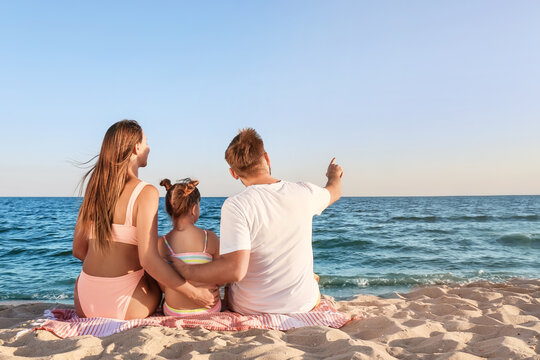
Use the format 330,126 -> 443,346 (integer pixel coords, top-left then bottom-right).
330,157 -> 336,165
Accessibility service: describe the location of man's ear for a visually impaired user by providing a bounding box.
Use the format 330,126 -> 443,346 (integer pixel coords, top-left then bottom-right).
264,152 -> 271,168
229,168 -> 240,180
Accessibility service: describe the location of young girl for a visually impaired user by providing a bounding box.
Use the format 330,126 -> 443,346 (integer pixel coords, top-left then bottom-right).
158,178 -> 221,316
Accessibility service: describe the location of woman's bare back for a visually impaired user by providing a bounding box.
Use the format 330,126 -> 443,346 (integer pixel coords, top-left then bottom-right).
82,180 -> 144,277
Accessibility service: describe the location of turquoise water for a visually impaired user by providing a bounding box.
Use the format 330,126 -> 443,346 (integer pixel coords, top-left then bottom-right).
0,196 -> 539,301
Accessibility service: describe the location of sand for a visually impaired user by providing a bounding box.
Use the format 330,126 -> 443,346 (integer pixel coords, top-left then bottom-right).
0,279 -> 538,359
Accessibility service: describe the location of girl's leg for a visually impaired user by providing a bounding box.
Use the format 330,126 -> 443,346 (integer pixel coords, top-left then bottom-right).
124,273 -> 162,319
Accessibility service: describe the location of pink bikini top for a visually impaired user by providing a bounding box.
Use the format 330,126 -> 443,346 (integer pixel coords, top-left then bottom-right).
110,181 -> 148,245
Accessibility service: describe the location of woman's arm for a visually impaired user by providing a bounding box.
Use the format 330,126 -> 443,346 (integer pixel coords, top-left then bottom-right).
136,185 -> 218,307
72,215 -> 89,261
156,234 -> 168,260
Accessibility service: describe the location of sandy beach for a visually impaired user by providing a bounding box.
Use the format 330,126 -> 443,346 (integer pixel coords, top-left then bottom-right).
0,279 -> 538,359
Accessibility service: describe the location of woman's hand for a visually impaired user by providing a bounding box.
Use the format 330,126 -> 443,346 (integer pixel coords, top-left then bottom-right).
169,257 -> 220,308
184,282 -> 221,309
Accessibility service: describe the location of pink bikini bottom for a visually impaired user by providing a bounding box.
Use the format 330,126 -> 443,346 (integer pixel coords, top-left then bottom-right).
77,269 -> 145,320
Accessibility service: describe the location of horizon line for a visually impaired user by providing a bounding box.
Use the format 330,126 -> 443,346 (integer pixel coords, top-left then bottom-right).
1,194 -> 539,199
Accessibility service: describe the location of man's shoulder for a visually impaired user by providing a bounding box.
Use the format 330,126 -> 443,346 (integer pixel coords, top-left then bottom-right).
285,180 -> 324,194
224,188 -> 250,204
222,188 -> 252,212
223,181 -> 322,206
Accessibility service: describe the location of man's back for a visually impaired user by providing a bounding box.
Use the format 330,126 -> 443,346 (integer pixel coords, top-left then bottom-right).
220,180 -> 330,314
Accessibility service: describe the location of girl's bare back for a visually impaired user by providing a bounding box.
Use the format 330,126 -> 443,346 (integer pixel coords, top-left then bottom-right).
158,225 -> 219,310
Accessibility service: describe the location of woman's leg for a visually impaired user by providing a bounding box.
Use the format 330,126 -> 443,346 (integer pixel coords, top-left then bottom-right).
124,273 -> 162,319
74,276 -> 86,318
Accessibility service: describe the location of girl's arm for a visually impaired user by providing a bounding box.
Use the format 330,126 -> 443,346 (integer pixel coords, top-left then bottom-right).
136,185 -> 218,307
206,230 -> 220,260
72,215 -> 89,261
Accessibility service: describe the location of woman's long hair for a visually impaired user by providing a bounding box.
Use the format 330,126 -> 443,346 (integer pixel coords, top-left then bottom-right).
78,120 -> 143,252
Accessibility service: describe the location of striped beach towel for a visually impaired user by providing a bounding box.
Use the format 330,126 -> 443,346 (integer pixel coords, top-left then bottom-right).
35,299 -> 358,338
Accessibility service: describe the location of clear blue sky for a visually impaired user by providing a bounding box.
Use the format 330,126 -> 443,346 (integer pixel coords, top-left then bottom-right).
1,1 -> 539,196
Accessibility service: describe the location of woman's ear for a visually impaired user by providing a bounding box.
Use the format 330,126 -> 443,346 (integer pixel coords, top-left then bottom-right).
192,204 -> 198,217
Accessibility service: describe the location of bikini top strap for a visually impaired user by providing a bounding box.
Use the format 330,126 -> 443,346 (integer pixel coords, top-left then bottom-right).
203,230 -> 208,253
125,181 -> 148,226
162,235 -> 175,255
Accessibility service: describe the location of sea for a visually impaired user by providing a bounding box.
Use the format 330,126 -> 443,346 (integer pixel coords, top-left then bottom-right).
0,196 -> 539,303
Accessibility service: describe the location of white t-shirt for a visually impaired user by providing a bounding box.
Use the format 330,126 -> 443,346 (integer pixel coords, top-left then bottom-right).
220,180 -> 331,314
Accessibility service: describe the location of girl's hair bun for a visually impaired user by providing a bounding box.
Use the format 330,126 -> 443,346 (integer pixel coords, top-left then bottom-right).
160,178 -> 173,191
184,179 -> 200,196
163,177 -> 201,219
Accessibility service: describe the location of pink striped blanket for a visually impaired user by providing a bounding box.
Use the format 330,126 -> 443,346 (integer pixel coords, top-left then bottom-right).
35,299 -> 358,338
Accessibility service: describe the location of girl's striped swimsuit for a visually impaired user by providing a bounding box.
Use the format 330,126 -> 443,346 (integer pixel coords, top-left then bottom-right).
162,231 -> 221,316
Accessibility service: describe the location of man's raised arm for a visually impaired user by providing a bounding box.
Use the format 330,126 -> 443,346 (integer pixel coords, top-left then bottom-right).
325,157 -> 344,206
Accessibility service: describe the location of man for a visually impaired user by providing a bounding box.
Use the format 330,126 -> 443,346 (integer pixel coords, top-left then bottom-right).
171,128 -> 343,314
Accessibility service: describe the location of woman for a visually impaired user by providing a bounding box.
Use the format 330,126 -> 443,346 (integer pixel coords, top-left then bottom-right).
72,120 -> 216,320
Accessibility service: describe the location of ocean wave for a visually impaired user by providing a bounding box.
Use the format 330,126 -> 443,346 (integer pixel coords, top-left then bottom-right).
0,292 -> 72,301
1,247 -> 73,258
389,214 -> 539,223
389,215 -> 492,222
452,215 -> 492,221
422,229 -> 452,234
312,238 -> 372,249
0,226 -> 27,234
318,273 -> 467,288
0,247 -> 27,257
47,249 -> 74,257
496,233 -> 540,247
31,293 -> 70,300
200,215 -> 221,221
502,214 -> 539,221
364,225 -> 384,230
389,216 -> 440,222
55,278 -> 77,286
317,272 -> 516,289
